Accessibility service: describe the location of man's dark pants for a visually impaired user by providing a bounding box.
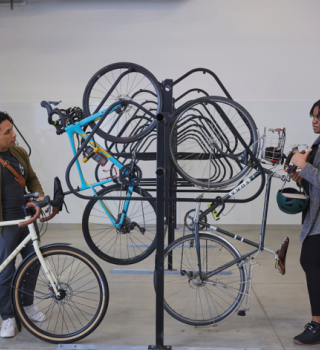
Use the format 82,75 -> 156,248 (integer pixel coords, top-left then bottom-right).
0,224 -> 40,321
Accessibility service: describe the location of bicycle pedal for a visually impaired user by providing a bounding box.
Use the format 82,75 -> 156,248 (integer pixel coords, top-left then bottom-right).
237,310 -> 246,316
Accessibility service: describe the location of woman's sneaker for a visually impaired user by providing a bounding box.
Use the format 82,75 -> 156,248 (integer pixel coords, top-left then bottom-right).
294,321 -> 320,345
1,317 -> 16,338
23,304 -> 46,322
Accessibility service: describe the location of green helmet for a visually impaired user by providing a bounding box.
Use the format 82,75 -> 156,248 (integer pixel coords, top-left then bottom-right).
277,188 -> 309,214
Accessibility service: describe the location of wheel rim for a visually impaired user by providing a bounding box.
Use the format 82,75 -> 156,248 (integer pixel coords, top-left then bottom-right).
84,186 -> 157,264
170,97 -> 258,189
14,249 -> 105,339
83,63 -> 162,142
163,234 -> 246,325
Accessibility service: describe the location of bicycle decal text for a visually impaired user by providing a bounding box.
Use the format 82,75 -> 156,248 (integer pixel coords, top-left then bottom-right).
228,177 -> 252,197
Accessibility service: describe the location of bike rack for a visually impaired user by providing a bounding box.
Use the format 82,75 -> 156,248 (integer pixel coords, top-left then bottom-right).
63,66 -> 266,350
14,122 -> 32,156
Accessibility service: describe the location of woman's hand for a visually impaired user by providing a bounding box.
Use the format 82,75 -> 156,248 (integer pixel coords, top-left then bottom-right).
290,171 -> 304,184
292,149 -> 312,169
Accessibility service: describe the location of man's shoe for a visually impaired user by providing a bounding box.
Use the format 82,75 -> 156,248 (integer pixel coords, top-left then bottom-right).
24,304 -> 46,322
294,321 -> 320,345
1,317 -> 16,338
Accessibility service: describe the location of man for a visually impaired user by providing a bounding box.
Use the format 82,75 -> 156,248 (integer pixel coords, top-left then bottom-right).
0,111 -> 45,338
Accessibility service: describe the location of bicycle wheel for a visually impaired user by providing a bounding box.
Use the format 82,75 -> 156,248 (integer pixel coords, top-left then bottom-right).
12,246 -> 109,344
161,233 -> 246,326
82,184 -> 157,265
170,96 -> 259,189
82,62 -> 163,143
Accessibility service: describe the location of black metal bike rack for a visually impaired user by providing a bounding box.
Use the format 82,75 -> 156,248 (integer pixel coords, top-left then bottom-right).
14,122 -> 32,156
63,67 -> 266,350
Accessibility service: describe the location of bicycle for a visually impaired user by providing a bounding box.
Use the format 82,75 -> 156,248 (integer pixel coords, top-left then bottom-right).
1,180 -> 109,343
158,145 -> 304,327
41,99 -> 158,265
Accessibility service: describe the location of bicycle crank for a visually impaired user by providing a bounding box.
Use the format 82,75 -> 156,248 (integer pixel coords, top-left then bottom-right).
119,164 -> 142,187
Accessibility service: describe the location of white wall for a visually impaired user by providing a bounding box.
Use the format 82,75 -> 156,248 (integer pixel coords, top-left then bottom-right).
0,0 -> 319,224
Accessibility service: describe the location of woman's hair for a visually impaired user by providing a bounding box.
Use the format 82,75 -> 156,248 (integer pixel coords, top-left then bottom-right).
310,100 -> 320,117
0,111 -> 14,125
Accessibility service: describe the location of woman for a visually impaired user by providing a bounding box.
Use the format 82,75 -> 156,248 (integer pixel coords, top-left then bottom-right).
291,99 -> 320,345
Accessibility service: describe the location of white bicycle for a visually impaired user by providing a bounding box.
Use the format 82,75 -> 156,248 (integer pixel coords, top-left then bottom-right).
0,179 -> 109,343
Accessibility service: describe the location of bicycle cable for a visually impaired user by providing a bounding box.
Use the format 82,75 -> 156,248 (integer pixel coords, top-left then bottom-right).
38,209 -> 49,238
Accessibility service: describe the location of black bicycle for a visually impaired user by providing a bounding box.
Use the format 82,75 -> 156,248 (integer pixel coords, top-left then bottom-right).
159,145 -> 304,326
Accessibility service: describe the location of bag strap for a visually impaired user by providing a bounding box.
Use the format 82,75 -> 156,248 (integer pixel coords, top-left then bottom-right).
0,157 -> 26,188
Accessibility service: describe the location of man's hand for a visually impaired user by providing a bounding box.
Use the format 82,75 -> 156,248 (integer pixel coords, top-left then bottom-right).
290,171 -> 304,184
36,196 -> 45,201
292,149 -> 312,170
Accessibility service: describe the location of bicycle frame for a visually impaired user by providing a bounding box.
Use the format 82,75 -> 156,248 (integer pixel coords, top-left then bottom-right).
64,108 -> 135,229
191,169 -> 277,281
0,217 -> 61,297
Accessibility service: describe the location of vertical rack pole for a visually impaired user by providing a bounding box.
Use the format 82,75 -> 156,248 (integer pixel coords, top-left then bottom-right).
169,98 -> 178,232
171,98 -> 178,232
149,112 -> 171,350
161,80 -> 175,270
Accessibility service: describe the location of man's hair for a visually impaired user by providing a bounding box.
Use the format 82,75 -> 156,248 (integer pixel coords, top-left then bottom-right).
310,100 -> 320,117
0,111 -> 14,125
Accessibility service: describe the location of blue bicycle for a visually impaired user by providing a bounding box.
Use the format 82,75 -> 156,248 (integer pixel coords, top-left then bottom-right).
41,64 -> 164,265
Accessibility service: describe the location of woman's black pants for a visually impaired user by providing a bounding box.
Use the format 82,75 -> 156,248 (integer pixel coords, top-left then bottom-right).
300,235 -> 320,316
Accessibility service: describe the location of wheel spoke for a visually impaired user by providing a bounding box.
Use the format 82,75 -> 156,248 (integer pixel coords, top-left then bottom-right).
162,234 -> 246,326
84,185 -> 156,264
13,247 -> 108,342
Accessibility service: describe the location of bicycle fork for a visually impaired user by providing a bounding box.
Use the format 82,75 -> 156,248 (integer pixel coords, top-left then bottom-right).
33,241 -> 61,298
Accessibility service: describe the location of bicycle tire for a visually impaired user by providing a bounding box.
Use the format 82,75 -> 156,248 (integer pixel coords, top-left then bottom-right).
160,233 -> 247,326
169,96 -> 259,189
82,184 -> 157,265
82,62 -> 163,143
12,245 -> 109,344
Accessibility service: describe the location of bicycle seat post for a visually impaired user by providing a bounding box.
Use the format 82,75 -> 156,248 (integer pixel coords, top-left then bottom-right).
193,201 -> 202,224
193,193 -> 204,223
193,194 -> 204,279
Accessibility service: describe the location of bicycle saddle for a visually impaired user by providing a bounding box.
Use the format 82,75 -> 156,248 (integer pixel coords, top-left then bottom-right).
275,237 -> 289,275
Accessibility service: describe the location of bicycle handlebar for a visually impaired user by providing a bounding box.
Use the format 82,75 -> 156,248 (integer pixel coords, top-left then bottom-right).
34,195 -> 50,208
41,100 -> 53,124
18,195 -> 61,227
41,100 -> 66,135
19,202 -> 41,227
39,206 -> 59,222
285,149 -> 306,173
284,151 -> 294,168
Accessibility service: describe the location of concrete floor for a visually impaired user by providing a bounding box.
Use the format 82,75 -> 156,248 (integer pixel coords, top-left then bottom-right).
0,224 -> 316,350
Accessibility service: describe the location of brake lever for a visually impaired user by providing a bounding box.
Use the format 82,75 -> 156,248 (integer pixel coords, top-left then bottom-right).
34,195 -> 50,209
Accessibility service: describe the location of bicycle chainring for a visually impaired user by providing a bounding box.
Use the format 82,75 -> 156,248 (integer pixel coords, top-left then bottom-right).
119,164 -> 142,187
184,209 -> 208,231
